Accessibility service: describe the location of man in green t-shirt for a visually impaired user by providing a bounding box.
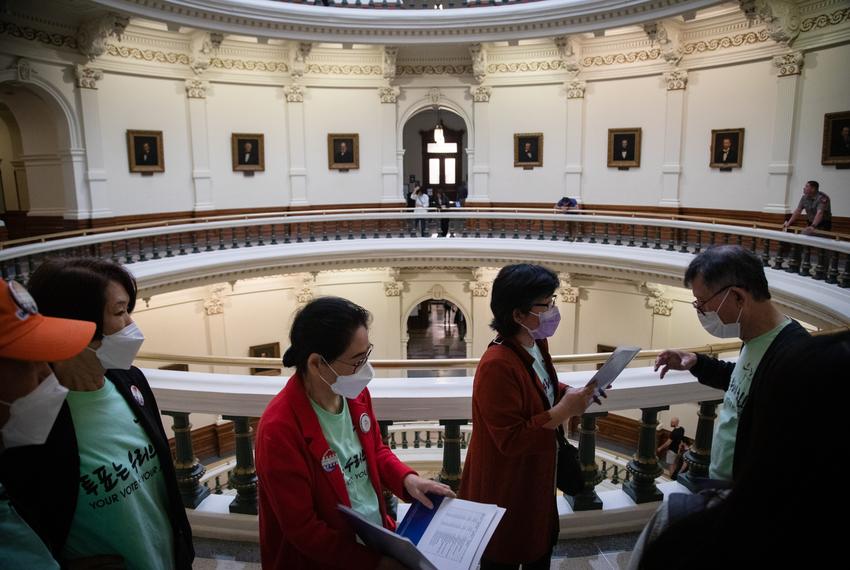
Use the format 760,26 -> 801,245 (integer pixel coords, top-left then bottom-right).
653,246 -> 809,484
0,279 -> 95,568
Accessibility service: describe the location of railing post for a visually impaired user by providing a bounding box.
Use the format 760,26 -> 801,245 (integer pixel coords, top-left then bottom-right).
162,411 -> 210,509
623,406 -> 667,504
221,415 -> 258,515
438,419 -> 467,492
677,399 -> 722,492
567,411 -> 607,511
378,420 -> 398,519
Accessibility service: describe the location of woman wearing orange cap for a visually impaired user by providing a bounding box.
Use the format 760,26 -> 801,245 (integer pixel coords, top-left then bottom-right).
0,259 -> 193,569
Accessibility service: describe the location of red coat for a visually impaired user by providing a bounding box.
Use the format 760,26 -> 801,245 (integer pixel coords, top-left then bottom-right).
256,373 -> 416,569
459,337 -> 567,564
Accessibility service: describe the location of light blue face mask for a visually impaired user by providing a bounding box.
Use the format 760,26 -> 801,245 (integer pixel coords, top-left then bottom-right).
697,289 -> 742,338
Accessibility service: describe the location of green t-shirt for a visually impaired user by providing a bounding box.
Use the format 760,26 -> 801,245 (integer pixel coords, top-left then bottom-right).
309,397 -> 382,527
710,318 -> 790,481
524,343 -> 555,406
0,484 -> 60,569
62,380 -> 174,570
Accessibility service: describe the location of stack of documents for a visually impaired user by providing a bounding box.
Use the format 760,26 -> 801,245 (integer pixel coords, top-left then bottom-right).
339,495 -> 505,570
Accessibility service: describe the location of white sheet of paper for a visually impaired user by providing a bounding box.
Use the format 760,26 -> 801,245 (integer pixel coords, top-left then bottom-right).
415,498 -> 506,570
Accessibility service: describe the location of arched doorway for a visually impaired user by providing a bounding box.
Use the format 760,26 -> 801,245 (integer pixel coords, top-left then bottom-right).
0,77 -> 81,238
401,108 -> 468,205
405,298 -> 467,378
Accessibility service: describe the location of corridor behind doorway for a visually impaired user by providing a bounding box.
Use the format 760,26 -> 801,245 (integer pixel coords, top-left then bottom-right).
405,299 -> 467,378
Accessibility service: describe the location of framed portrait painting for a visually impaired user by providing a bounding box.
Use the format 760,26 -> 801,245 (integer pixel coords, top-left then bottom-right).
821,110 -> 850,166
710,128 -> 745,169
514,133 -> 543,168
231,133 -> 265,172
250,342 -> 281,376
127,130 -> 164,173
328,133 -> 359,170
607,128 -> 641,168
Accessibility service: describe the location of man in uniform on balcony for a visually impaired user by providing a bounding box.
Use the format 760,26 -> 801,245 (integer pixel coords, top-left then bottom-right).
653,245 -> 809,486
782,180 -> 832,235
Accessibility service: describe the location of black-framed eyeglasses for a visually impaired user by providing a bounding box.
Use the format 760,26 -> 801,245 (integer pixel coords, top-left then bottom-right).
532,297 -> 556,310
692,286 -> 733,316
335,343 -> 374,371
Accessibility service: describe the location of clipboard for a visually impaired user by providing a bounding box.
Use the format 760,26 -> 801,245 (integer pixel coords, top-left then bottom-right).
586,346 -> 641,399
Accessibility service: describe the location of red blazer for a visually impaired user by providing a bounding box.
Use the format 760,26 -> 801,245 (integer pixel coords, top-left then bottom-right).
256,373 -> 416,569
459,337 -> 567,564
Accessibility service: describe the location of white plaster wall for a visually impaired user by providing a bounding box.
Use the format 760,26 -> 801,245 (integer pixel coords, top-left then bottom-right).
304,88 -> 383,205
97,74 -> 195,215
487,83 -> 568,204
680,60 -> 778,210
206,83 -> 291,209
582,75 -> 667,206
791,44 -> 850,213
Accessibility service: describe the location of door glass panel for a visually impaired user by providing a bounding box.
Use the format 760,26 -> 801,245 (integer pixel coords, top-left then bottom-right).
444,158 -> 456,184
426,142 -> 458,154
429,158 -> 441,184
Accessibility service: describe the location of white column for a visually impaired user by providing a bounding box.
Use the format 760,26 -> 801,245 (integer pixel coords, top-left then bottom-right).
58,149 -> 88,220
75,65 -> 112,219
564,79 -> 586,203
379,86 -> 403,203
185,79 -> 214,212
660,70 -> 688,208
285,85 -> 309,206
765,52 -> 804,214
469,86 -> 491,204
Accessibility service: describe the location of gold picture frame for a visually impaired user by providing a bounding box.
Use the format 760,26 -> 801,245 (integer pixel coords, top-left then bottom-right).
710,128 -> 745,169
514,133 -> 543,168
126,130 -> 164,173
231,133 -> 265,172
249,342 -> 281,376
821,110 -> 850,166
607,128 -> 641,168
328,133 -> 359,170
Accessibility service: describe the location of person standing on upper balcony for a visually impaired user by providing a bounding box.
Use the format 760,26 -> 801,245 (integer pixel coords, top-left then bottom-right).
782,180 -> 832,235
653,245 -> 809,486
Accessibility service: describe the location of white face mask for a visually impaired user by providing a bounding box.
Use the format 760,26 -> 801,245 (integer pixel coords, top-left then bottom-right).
697,289 -> 743,339
319,360 -> 374,400
89,321 -> 145,370
0,373 -> 68,449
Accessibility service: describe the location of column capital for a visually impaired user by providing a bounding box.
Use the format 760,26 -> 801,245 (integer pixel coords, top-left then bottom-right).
76,12 -> 129,61
566,79 -> 586,99
379,85 -> 400,104
185,78 -> 209,99
663,69 -> 688,91
75,65 -> 103,89
285,84 -> 304,103
773,51 -> 804,77
470,85 -> 491,103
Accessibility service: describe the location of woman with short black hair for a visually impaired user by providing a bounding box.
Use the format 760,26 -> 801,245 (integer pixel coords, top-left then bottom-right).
256,296 -> 453,570
0,258 -> 193,569
460,264 -> 596,569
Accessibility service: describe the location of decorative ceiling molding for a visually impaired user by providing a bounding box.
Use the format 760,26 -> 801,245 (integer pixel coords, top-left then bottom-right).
681,28 -> 771,53
87,0 -> 723,45
488,60 -> 567,73
581,48 -> 662,67
800,6 -> 850,31
306,64 -> 382,75
0,20 -> 78,49
397,64 -> 472,76
210,57 -> 288,72
105,43 -> 190,64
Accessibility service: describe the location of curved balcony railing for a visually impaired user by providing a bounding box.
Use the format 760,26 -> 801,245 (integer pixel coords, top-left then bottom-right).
2,208 -> 848,291
135,333 -> 846,532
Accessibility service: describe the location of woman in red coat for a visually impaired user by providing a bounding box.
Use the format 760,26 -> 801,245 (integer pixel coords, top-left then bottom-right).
256,296 -> 453,569
459,264 -> 594,569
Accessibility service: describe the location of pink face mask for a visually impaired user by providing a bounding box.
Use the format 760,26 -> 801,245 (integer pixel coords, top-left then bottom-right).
522,306 -> 561,339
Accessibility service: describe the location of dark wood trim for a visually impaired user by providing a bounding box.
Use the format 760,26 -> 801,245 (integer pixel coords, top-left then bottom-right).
4,202 -> 847,241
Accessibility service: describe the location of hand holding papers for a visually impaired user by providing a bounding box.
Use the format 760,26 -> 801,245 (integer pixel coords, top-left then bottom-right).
585,346 -> 641,402
339,494 -> 505,570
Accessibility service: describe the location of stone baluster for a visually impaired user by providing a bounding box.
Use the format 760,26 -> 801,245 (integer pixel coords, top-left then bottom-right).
163,411 -> 210,508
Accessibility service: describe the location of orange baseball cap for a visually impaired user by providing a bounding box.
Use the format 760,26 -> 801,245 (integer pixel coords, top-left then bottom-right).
0,279 -> 95,362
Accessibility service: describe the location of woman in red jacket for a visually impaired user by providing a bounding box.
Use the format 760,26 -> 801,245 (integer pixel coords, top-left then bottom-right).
460,264 -> 594,569
256,296 -> 453,569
